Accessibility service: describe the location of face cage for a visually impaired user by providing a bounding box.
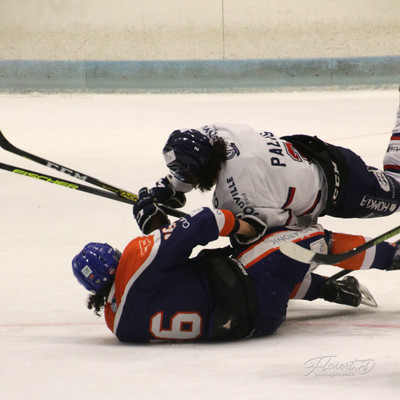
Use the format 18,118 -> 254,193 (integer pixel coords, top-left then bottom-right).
169,167 -> 199,184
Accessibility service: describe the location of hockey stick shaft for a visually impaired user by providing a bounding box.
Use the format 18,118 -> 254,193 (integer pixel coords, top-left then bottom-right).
322,238 -> 400,282
1,162 -> 136,204
0,131 -> 185,218
0,162 -> 185,218
280,224 -> 400,265
0,130 -> 136,198
326,269 -> 351,281
315,224 -> 400,264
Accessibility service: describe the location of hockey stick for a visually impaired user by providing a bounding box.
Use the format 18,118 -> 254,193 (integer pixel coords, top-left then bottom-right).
0,162 -> 136,204
0,131 -> 185,218
0,162 -> 185,217
326,269 -> 351,281
279,224 -> 400,265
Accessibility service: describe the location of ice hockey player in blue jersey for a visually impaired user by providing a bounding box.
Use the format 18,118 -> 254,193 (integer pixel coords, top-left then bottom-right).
147,89 -> 400,231
72,188 -> 400,343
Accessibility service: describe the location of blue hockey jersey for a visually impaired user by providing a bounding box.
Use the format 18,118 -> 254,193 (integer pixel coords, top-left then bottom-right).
104,207 -> 329,342
104,207 -> 396,342
105,208 -> 238,342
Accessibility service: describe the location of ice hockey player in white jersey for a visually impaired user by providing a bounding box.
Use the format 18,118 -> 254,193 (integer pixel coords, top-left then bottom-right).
140,89 -> 400,234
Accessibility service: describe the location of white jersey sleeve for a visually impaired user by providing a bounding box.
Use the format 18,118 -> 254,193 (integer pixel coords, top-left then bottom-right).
198,124 -> 327,229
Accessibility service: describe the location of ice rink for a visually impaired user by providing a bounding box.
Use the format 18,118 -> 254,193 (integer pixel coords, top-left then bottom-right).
1,89 -> 400,400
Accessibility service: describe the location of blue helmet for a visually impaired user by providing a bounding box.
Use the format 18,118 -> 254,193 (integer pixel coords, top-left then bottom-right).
162,129 -> 213,183
72,242 -> 121,292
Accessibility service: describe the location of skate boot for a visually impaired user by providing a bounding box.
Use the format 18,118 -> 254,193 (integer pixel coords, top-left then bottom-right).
320,276 -> 377,308
383,85 -> 400,177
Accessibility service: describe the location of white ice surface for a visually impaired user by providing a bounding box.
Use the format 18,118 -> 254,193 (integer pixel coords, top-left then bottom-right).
1,90 -> 400,400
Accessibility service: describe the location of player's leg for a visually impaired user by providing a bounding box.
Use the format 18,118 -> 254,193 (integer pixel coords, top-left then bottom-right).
326,88 -> 400,219
290,272 -> 377,307
327,144 -> 400,218
383,86 -> 400,183
290,272 -> 362,306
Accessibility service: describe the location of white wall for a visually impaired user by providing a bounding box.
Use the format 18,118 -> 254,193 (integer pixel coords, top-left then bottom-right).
1,0 -> 399,61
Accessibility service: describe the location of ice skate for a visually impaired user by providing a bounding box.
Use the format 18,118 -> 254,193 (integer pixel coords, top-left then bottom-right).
320,276 -> 377,308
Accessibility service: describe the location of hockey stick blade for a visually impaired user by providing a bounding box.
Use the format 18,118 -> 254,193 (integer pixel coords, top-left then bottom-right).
0,130 -> 185,218
0,162 -> 185,218
279,224 -> 400,265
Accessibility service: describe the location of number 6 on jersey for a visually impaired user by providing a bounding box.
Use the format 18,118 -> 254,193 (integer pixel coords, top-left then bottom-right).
150,311 -> 202,340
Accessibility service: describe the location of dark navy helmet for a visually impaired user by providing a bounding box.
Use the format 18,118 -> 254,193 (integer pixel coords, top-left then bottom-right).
162,129 -> 213,183
72,242 -> 121,292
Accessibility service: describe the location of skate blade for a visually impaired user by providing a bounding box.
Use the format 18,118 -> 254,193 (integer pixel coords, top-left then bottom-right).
358,282 -> 378,308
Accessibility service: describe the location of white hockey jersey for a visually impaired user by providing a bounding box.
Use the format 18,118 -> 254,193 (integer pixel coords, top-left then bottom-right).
171,123 -> 328,229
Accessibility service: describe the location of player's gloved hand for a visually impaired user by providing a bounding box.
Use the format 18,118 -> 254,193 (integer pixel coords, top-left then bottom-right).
133,187 -> 170,234
149,175 -> 186,209
231,214 -> 268,246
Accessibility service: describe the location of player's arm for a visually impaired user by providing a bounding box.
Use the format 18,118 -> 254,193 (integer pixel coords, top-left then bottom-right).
236,218 -> 259,237
133,187 -> 264,260
153,207 -> 258,264
133,186 -> 262,238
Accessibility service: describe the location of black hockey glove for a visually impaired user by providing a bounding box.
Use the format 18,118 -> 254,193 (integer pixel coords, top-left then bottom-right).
231,214 -> 268,246
133,187 -> 170,234
149,175 -> 186,209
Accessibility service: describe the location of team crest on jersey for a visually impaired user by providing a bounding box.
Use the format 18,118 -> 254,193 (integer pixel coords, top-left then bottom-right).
369,167 -> 391,192
138,237 -> 153,255
284,142 -> 306,162
225,142 -> 240,160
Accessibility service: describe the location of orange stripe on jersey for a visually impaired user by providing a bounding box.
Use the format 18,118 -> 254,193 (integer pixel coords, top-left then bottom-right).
105,286 -> 116,333
241,243 -> 278,269
104,234 -> 158,334
218,209 -> 237,236
236,229 -> 290,269
117,235 -> 156,292
237,225 -> 325,269
331,233 -> 366,270
290,282 -> 302,299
